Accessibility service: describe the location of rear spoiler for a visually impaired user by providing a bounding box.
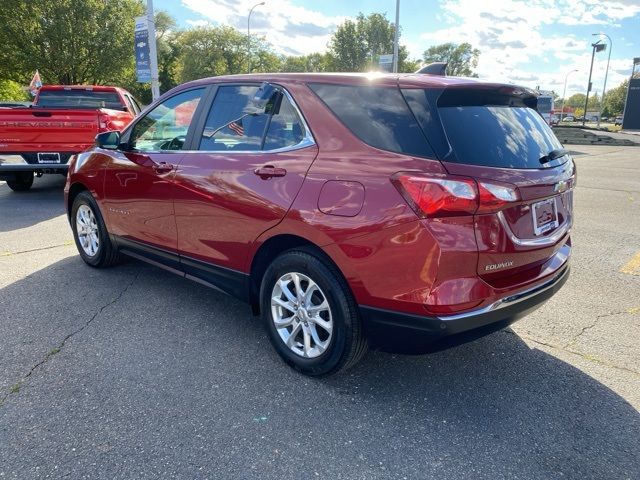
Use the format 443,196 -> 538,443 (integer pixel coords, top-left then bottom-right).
415,62 -> 448,76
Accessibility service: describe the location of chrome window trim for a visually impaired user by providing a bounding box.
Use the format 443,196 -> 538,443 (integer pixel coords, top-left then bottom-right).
195,85 -> 316,155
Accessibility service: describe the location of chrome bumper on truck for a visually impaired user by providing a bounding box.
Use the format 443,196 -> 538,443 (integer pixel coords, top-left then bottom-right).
0,155 -> 70,179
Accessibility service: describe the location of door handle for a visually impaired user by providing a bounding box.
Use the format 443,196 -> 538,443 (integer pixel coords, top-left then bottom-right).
254,165 -> 287,179
153,162 -> 175,174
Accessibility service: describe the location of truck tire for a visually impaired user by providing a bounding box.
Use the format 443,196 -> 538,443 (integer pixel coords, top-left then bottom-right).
6,172 -> 34,192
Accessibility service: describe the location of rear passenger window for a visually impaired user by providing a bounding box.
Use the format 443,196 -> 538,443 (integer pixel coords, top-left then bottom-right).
309,83 -> 434,158
199,85 -> 305,152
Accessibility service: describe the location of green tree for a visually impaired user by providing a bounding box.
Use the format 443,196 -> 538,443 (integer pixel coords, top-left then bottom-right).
565,93 -> 586,108
281,53 -> 331,73
0,0 -> 144,85
602,79 -> 628,116
0,80 -> 29,101
328,12 -> 418,72
155,10 -> 181,93
422,42 -> 480,77
177,26 -> 248,82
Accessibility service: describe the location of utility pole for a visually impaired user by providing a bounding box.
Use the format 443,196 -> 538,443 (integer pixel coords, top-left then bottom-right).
583,40 -> 605,127
147,0 -> 160,101
392,0 -> 400,73
560,69 -> 578,122
593,33 -> 612,128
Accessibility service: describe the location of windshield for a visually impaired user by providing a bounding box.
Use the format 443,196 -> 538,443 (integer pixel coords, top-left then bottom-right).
438,105 -> 564,169
36,90 -> 123,109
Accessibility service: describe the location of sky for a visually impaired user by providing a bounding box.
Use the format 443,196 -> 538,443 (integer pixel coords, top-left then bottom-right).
155,0 -> 640,98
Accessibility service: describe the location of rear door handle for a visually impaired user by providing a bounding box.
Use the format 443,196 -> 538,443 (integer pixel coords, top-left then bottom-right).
153,162 -> 175,174
254,165 -> 287,179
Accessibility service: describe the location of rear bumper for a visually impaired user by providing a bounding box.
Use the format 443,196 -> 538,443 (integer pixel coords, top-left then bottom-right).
0,154 -> 71,177
360,264 -> 570,353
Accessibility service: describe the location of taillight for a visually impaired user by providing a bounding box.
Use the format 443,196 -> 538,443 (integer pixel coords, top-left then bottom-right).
477,181 -> 518,214
392,173 -> 519,218
98,113 -> 110,131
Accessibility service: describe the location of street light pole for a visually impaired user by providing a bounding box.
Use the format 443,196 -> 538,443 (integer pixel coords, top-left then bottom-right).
582,40 -> 605,127
247,2 -> 265,73
560,69 -> 578,123
593,32 -> 612,128
392,0 -> 400,73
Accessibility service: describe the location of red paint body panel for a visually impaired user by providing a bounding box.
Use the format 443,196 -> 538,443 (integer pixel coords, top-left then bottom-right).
173,146 -> 318,271
66,72 -> 573,331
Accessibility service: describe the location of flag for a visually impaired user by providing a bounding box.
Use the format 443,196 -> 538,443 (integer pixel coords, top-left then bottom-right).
29,70 -> 42,97
228,121 -> 244,136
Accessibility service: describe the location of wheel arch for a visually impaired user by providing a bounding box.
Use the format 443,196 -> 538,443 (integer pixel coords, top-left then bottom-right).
248,234 -> 351,316
67,182 -> 90,219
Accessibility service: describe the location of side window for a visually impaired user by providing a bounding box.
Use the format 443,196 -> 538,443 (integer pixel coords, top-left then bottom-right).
200,86 -> 265,151
263,96 -> 304,150
130,88 -> 204,152
309,83 -> 434,158
199,85 -> 305,152
123,94 -> 137,115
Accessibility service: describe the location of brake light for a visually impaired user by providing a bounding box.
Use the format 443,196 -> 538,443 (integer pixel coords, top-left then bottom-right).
392,173 -> 519,218
477,181 -> 519,214
98,113 -> 110,131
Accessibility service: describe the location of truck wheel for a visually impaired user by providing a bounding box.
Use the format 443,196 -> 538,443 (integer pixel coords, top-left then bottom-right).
6,172 -> 34,192
260,248 -> 368,376
71,191 -> 119,268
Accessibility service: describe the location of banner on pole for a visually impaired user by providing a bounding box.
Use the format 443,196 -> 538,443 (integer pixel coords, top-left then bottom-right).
379,54 -> 394,72
134,16 -> 152,83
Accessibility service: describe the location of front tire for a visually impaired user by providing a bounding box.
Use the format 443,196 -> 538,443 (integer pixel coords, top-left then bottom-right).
6,172 -> 34,191
71,191 -> 119,267
260,249 -> 367,376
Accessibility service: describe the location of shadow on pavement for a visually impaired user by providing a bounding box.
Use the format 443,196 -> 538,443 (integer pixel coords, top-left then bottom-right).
0,256 -> 638,479
0,175 -> 67,232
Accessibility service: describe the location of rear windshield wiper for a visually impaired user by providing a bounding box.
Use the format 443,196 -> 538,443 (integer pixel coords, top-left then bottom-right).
539,148 -> 568,164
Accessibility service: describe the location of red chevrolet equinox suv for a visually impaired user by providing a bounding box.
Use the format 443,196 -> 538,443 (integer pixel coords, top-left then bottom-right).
65,73 -> 574,376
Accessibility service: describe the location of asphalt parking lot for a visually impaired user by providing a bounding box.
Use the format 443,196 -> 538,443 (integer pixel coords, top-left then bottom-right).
1,145 -> 639,479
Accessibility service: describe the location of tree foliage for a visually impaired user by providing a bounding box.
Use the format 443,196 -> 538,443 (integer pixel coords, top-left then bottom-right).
602,79 -> 628,116
0,80 -> 29,101
328,13 -> 417,73
422,42 -> 480,77
0,0 -> 143,85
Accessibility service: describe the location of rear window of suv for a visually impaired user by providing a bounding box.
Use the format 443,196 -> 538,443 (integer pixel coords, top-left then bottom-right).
309,83 -> 435,158
402,88 -> 565,169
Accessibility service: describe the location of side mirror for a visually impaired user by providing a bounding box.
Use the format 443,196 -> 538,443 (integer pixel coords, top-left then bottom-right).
95,131 -> 121,150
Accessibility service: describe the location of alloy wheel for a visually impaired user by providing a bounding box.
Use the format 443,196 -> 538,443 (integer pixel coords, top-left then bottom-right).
270,272 -> 333,358
76,204 -> 100,257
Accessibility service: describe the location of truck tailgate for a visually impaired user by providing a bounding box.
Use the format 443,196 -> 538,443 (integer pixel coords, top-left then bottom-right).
0,108 -> 100,153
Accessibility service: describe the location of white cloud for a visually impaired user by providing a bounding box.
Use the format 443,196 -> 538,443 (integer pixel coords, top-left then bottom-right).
417,0 -> 640,96
180,0 -> 345,56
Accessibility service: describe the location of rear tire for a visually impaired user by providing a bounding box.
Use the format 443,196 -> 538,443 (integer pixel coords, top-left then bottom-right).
6,172 -> 34,191
71,191 -> 119,268
260,248 -> 368,376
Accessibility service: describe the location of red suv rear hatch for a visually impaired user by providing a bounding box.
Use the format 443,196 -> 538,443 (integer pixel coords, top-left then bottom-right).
402,84 -> 574,289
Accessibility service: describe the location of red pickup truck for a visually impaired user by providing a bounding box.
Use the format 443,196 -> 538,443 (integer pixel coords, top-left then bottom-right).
0,85 -> 140,191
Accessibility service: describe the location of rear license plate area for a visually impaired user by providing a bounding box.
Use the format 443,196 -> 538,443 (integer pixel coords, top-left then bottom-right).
37,152 -> 61,164
532,198 -> 559,236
